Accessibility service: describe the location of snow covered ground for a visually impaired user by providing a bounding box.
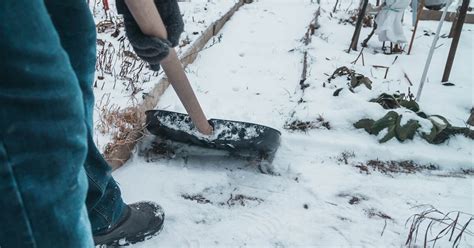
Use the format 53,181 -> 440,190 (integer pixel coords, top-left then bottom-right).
102,0 -> 472,246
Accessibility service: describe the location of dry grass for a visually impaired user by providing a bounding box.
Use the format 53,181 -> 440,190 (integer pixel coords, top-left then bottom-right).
225,194 -> 264,207
365,208 -> 393,221
181,193 -> 264,208
405,205 -> 473,247
337,192 -> 368,205
337,151 -> 356,165
365,208 -> 394,237
97,102 -> 146,159
181,193 -> 212,205
354,160 -> 438,175
337,9 -> 373,28
284,115 -> 331,132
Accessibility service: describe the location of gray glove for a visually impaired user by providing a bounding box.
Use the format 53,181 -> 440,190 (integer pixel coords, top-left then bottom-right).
116,0 -> 184,71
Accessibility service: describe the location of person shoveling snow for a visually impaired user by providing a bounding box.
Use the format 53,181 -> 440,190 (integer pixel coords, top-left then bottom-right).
0,0 -> 185,247
0,0 -> 281,246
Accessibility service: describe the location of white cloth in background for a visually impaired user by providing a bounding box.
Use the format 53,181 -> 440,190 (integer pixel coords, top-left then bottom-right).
375,0 -> 411,43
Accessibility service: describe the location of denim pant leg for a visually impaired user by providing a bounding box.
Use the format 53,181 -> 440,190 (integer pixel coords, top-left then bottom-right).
0,1 -> 93,247
43,0 -> 126,234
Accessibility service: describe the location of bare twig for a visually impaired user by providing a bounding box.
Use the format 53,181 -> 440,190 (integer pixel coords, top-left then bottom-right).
405,205 -> 473,247
404,72 -> 413,86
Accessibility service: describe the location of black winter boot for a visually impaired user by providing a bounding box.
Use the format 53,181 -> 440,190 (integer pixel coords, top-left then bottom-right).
93,201 -> 165,246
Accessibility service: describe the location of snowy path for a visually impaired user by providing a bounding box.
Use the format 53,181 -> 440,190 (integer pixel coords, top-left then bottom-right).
114,0 -> 473,247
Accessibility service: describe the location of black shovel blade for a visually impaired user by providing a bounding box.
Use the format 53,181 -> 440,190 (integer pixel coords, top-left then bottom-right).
145,110 -> 281,159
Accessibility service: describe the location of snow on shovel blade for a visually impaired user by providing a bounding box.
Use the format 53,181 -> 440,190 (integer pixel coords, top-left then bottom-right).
145,110 -> 281,160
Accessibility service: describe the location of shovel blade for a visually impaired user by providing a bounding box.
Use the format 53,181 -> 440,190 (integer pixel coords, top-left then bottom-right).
145,110 -> 281,160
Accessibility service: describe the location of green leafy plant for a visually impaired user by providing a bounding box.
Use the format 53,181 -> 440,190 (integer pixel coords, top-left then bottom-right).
370,93 -> 428,118
355,93 -> 473,144
354,111 -> 421,143
326,66 -> 372,96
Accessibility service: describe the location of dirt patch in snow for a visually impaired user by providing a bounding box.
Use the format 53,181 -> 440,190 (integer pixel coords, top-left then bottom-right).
181,193 -> 264,208
181,193 -> 212,205
141,141 -> 176,161
354,160 -> 438,175
337,151 -> 356,165
364,208 -> 393,221
337,192 -> 369,205
284,115 -> 331,132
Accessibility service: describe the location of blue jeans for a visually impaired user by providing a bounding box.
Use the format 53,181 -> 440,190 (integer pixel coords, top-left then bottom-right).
0,0 -> 126,247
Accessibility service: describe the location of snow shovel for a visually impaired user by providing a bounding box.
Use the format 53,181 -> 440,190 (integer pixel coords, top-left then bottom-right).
145,110 -> 281,164
144,10 -> 281,168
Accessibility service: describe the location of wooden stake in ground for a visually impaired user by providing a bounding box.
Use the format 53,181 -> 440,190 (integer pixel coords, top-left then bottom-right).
468,108 -> 474,126
442,0 -> 470,83
448,5 -> 460,38
348,0 -> 369,53
408,0 -> 425,55
351,48 -> 365,65
333,0 -> 339,13
417,0 -> 454,100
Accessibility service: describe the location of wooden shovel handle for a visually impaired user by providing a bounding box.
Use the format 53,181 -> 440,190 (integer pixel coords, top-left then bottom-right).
153,10 -> 213,135
160,49 -> 213,135
125,0 -> 213,135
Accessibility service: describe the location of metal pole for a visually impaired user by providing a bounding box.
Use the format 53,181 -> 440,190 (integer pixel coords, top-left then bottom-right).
412,0 -> 418,26
442,0 -> 470,82
416,0 -> 454,100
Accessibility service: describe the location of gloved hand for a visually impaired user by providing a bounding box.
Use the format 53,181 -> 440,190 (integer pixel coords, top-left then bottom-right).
116,0 -> 184,71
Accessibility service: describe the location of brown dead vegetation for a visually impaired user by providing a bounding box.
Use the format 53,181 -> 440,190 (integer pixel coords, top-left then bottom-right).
337,151 -> 356,165
98,105 -> 146,160
181,193 -> 263,208
284,115 -> 331,132
181,193 -> 212,205
338,10 -> 373,28
337,192 -> 368,205
365,208 -> 393,221
405,205 -> 473,247
355,160 -> 438,175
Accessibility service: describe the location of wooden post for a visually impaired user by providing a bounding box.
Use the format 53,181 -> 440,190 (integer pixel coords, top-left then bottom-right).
448,5 -> 460,38
103,0 -> 109,10
442,0 -> 470,82
408,0 -> 425,55
468,108 -> 474,126
333,0 -> 339,13
348,0 -> 369,53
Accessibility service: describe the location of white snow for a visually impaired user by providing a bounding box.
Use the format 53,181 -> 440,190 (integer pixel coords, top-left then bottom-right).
156,113 -> 263,141
93,0 -> 473,247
